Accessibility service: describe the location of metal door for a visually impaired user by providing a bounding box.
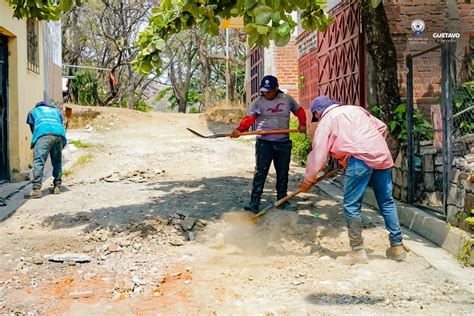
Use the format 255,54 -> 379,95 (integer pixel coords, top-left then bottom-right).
0,35 -> 9,181
297,0 -> 365,108
248,46 -> 264,104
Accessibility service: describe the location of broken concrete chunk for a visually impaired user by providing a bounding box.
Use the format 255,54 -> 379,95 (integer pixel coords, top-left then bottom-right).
180,217 -> 196,231
48,253 -> 92,263
69,290 -> 94,299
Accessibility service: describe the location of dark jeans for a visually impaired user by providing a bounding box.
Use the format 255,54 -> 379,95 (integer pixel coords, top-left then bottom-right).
32,135 -> 63,189
249,139 -> 292,209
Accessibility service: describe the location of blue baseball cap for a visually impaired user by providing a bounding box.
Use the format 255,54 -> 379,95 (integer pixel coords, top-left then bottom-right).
310,96 -> 341,122
259,75 -> 279,92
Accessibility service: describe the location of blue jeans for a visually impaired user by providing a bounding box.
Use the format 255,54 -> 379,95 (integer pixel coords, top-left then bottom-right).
344,157 -> 403,247
32,135 -> 63,189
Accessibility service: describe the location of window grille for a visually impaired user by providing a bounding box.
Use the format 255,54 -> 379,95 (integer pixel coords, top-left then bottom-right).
27,18 -> 39,74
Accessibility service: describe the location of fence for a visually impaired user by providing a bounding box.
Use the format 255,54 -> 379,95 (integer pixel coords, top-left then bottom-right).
406,42 -> 474,220
406,44 -> 450,216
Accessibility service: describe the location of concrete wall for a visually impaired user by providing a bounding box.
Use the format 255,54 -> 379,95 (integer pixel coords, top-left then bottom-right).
0,2 -> 46,181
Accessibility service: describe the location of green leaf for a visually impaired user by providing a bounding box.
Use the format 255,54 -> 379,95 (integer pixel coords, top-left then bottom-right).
59,0 -> 73,12
276,22 -> 290,36
274,33 -> 290,46
253,5 -> 272,17
389,121 -> 397,132
256,25 -> 269,34
371,0 -> 383,8
255,12 -> 271,24
140,60 -> 153,73
270,11 -> 281,23
243,22 -> 257,33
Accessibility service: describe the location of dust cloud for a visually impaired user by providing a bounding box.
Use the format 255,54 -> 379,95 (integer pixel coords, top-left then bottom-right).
196,210 -> 323,256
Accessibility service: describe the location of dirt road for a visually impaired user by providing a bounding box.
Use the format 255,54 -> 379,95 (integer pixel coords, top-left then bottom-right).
0,106 -> 473,314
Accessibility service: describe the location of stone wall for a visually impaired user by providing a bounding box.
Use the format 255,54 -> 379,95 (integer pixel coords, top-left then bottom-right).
392,142 -> 474,233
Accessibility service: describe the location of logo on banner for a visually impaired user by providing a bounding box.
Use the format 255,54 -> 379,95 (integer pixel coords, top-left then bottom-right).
411,19 -> 425,37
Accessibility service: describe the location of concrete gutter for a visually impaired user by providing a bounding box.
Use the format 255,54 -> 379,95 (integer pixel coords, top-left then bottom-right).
348,180 -> 472,259
316,177 -> 474,294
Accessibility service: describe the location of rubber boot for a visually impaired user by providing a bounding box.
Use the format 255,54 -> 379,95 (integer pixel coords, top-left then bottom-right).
24,188 -> 42,199
386,244 -> 407,261
347,219 -> 364,250
243,198 -> 259,214
343,219 -> 368,265
50,185 -> 61,194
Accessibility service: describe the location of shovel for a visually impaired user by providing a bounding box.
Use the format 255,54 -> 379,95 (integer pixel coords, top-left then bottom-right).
251,166 -> 343,222
187,128 -> 299,139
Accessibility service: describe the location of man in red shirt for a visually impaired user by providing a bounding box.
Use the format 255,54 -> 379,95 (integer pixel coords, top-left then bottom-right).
232,75 -> 306,213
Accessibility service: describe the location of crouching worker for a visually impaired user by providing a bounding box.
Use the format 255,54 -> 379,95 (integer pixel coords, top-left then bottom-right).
299,96 -> 406,264
25,101 -> 67,199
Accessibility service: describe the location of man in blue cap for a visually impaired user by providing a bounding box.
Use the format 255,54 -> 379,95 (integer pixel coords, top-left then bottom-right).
24,101 -> 67,199
231,75 -> 307,213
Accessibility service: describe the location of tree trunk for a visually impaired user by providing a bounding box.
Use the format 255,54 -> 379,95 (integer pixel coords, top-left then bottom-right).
361,0 -> 401,159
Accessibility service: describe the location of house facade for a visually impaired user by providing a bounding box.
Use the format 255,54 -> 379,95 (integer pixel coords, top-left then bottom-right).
0,2 -> 62,182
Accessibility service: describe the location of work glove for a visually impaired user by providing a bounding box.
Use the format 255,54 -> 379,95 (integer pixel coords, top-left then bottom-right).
230,129 -> 241,138
300,179 -> 315,193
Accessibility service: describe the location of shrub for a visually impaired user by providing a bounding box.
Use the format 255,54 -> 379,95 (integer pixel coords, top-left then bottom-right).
290,118 -> 312,166
370,103 -> 432,141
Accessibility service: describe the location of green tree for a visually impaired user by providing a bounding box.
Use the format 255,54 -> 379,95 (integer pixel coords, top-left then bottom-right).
7,0 -> 79,20
361,0 -> 403,158
133,0 -> 334,75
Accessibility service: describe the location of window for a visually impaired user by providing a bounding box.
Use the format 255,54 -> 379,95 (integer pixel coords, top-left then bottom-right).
27,18 -> 39,74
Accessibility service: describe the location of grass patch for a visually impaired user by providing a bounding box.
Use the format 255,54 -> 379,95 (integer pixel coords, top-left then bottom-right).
76,154 -> 93,166
70,140 -> 94,148
62,169 -> 74,177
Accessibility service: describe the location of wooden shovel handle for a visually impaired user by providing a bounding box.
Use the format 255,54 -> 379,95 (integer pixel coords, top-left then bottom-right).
233,129 -> 299,137
274,190 -> 301,207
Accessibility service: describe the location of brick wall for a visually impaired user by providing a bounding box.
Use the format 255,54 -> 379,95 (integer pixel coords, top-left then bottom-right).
384,0 -> 445,106
384,0 -> 474,107
273,39 -> 300,102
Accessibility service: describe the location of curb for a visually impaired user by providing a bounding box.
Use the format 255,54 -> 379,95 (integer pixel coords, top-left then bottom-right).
323,176 -> 472,261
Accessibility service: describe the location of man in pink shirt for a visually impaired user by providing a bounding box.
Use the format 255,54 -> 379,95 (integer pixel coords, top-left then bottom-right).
300,96 -> 407,264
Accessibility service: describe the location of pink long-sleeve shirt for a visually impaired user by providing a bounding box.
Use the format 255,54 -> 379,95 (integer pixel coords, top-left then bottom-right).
304,104 -> 394,183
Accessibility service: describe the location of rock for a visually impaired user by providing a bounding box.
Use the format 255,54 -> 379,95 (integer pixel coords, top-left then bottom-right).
420,146 -> 437,155
69,290 -> 94,299
423,173 -> 435,191
48,253 -> 92,263
83,245 -> 95,253
423,155 -> 434,172
180,217 -> 196,231
466,154 -> 474,163
116,277 -> 135,291
120,239 -> 132,247
133,243 -> 142,250
132,276 -> 147,286
169,238 -> 185,246
207,233 -> 225,249
108,243 -> 120,252
447,184 -> 465,208
435,155 -> 444,166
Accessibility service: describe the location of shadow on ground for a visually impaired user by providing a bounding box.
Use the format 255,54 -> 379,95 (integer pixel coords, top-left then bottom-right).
305,292 -> 385,305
